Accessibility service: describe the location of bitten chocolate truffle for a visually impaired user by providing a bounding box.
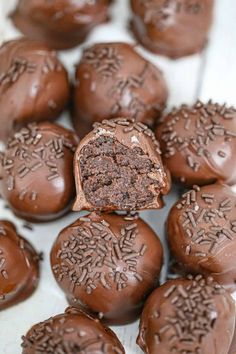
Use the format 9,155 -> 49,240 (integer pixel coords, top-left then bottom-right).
73,42 -> 168,137
0,220 -> 40,310
157,100 -> 236,186
0,38 -> 69,142
137,275 -> 235,354
11,0 -> 111,50
0,122 -> 78,222
130,0 -> 214,59
73,118 -> 170,212
167,183 -> 236,291
21,307 -> 125,354
51,212 -> 163,325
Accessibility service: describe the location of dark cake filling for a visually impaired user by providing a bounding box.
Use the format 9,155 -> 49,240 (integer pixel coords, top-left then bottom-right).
79,136 -> 159,209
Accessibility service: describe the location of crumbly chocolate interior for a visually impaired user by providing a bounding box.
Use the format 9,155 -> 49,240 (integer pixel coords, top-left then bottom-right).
80,136 -> 159,209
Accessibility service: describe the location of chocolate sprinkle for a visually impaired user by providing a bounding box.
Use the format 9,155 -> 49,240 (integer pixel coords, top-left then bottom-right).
138,275 -> 234,354
53,218 -> 145,294
158,100 -> 236,185
21,308 -> 125,354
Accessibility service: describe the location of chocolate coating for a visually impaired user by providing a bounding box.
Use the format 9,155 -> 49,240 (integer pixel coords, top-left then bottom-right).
0,122 -> 79,222
130,0 -> 214,59
0,220 -> 40,310
11,0 -> 111,50
167,183 -> 236,292
73,117 -> 170,212
229,325 -> 236,354
0,38 -> 69,142
157,100 -> 236,186
21,307 -> 125,353
50,212 -> 163,325
73,42 -> 168,137
137,275 -> 235,354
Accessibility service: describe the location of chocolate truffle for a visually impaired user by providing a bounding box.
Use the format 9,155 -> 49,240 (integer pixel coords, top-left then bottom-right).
11,0 -> 111,50
130,0 -> 214,59
137,275 -> 235,354
0,122 -> 78,222
73,42 -> 168,137
73,118 -> 170,212
21,307 -> 125,354
0,220 -> 40,310
157,100 -> 236,186
0,38 -> 69,142
50,212 -> 163,325
167,183 -> 236,291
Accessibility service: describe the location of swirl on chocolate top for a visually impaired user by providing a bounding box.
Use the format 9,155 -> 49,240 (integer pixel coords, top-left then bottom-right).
168,183 -> 236,291
0,220 -> 40,310
11,0 -> 111,50
130,0 -> 214,58
0,122 -> 79,222
21,307 -> 125,354
73,42 -> 168,137
51,212 -> 163,325
137,275 -> 235,354
157,100 -> 236,186
73,117 -> 170,212
0,38 -> 69,142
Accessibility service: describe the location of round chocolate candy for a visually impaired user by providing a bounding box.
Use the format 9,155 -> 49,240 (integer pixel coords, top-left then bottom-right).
0,220 -> 40,310
0,38 -> 69,142
157,100 -> 236,186
167,183 -> 236,291
73,117 -> 170,212
0,122 -> 78,222
73,42 -> 168,137
21,307 -> 125,354
137,275 -> 235,354
11,0 -> 111,50
50,212 -> 163,325
130,0 -> 214,59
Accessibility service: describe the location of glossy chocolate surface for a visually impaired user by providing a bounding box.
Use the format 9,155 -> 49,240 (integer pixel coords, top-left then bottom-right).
157,100 -> 236,186
73,42 -> 168,137
229,325 -> 236,354
137,275 -> 235,354
130,0 -> 214,58
73,117 -> 170,212
21,307 -> 125,353
51,212 -> 163,325
0,38 -> 69,142
0,122 -> 79,222
11,0 -> 111,50
167,183 -> 236,292
0,220 -> 40,310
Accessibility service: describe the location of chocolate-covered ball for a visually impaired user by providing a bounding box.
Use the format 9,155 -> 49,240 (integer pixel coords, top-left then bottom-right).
167,183 -> 236,291
137,275 -> 235,354
73,42 -> 168,137
0,220 -> 40,310
73,118 -> 170,212
157,100 -> 236,186
130,0 -> 214,59
11,0 -> 111,50
21,307 -> 125,354
51,212 -> 163,325
0,38 -> 69,142
0,122 -> 78,222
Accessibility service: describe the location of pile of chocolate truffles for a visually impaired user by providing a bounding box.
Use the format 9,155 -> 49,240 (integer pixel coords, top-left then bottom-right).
1,0 -> 236,354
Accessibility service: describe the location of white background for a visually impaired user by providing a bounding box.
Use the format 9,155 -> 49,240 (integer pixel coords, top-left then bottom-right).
0,0 -> 236,353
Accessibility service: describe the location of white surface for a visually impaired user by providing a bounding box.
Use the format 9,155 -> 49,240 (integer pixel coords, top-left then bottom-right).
0,0 -> 236,353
